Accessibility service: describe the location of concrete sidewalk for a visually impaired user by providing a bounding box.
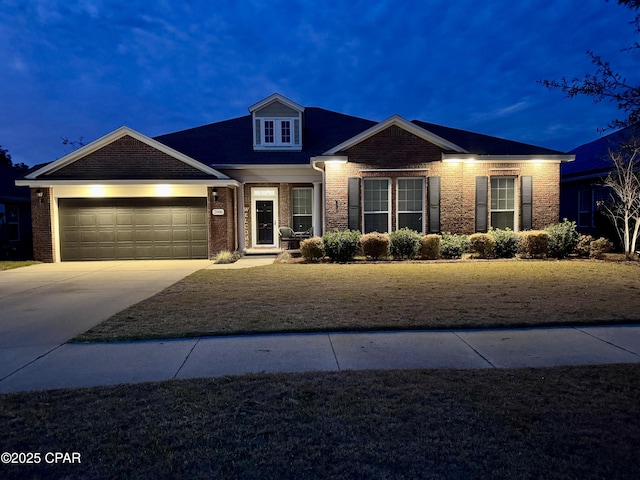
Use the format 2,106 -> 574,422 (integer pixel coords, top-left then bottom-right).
1,324 -> 639,394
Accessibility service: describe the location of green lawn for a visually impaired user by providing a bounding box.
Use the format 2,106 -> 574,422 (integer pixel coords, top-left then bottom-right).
75,260 -> 640,342
2,365 -> 639,479
0,260 -> 39,271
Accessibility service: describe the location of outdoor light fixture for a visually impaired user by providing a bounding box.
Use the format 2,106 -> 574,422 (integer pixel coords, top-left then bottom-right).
335,199 -> 339,211
212,188 -> 218,202
36,188 -> 43,203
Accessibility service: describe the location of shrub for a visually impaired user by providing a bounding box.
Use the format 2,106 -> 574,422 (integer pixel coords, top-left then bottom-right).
389,228 -> 422,259
518,231 -> 550,258
440,232 -> 469,259
360,232 -> 390,260
300,236 -> 325,261
488,228 -> 519,258
590,237 -> 614,259
469,233 -> 495,259
545,219 -> 580,259
419,234 -> 441,260
322,229 -> 361,262
575,235 -> 595,258
213,250 -> 242,264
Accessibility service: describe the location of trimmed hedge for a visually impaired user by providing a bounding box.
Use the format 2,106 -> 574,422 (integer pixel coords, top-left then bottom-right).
322,229 -> 361,262
488,228 -> 519,259
546,219 -> 580,259
419,234 -> 441,260
389,228 -> 422,259
469,233 -> 494,259
590,237 -> 614,259
360,232 -> 390,259
518,231 -> 550,258
440,232 -> 469,259
300,237 -> 325,261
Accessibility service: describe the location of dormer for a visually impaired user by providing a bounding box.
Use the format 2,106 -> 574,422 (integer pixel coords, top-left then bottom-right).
249,93 -> 304,151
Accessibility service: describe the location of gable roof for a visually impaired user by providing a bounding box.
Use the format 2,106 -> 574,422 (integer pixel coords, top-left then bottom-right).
248,93 -> 305,113
323,115 -> 468,155
412,120 -> 566,156
25,126 -> 228,180
562,124 -> 640,179
155,108 -> 377,167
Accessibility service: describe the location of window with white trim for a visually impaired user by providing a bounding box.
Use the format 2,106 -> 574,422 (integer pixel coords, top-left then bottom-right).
364,178 -> 390,233
254,118 -> 300,148
490,177 -> 515,229
292,188 -> 312,232
397,178 -> 424,232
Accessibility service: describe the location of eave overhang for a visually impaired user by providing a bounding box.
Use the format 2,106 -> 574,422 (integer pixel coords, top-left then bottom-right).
442,153 -> 575,163
15,179 -> 241,187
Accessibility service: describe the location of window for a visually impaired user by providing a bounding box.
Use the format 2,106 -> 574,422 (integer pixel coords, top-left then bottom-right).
0,204 -> 19,241
262,118 -> 292,146
490,177 -> 515,229
280,120 -> 291,144
364,178 -> 390,233
578,189 -> 592,228
397,178 -> 424,232
264,120 -> 275,144
292,188 -> 312,232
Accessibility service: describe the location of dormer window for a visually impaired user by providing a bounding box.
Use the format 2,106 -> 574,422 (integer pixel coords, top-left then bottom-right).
262,119 -> 292,146
250,94 -> 304,151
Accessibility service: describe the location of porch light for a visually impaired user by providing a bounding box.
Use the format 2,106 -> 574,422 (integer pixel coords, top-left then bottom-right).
212,188 -> 218,201
36,188 -> 43,203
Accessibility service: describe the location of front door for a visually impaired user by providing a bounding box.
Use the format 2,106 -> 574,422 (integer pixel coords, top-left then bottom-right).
256,200 -> 274,245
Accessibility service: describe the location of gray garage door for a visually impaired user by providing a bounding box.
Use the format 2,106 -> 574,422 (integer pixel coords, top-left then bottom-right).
59,198 -> 208,261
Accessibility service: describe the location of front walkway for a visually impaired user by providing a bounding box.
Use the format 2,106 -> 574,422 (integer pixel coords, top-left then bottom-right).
1,324 -> 639,394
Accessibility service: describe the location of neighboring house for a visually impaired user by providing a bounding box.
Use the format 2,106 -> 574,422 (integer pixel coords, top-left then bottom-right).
0,164 -> 32,259
17,93 -> 573,262
560,125 -> 639,240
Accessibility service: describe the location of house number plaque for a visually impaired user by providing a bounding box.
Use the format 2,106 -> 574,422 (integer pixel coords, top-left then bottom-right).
212,209 -> 225,216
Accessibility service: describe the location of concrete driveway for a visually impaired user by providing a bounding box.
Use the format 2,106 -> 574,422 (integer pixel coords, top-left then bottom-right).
0,260 -> 212,381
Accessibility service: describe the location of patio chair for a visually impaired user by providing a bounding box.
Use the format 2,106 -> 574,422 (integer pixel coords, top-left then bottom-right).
278,227 -> 298,249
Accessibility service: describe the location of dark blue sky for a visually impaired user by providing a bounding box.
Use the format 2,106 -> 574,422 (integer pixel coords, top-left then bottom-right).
1,1 -> 637,166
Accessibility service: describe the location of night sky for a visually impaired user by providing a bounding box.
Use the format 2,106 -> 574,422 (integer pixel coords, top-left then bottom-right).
1,0 -> 637,166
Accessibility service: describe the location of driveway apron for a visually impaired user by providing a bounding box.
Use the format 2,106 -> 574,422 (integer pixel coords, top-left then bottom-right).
0,260 -> 211,380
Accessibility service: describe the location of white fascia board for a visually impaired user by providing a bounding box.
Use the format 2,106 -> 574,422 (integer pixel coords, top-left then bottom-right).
15,179 -> 241,187
323,115 -> 468,155
442,153 -> 575,163
248,93 -> 305,113
25,126 -> 230,180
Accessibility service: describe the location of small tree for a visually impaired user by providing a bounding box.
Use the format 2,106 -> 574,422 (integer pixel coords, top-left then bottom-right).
598,141 -> 640,259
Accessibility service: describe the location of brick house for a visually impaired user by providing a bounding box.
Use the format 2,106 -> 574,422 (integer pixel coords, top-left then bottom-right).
560,125 -> 639,241
17,94 -> 573,262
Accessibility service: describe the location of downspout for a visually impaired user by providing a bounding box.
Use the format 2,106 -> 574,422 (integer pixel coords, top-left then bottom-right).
311,158 -> 325,237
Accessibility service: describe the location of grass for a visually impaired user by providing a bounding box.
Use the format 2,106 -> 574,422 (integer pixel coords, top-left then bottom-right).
0,260 -> 40,271
1,364 -> 639,479
74,260 -> 640,342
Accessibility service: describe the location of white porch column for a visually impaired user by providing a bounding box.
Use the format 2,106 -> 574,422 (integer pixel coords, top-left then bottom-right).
313,181 -> 323,237
236,184 -> 246,252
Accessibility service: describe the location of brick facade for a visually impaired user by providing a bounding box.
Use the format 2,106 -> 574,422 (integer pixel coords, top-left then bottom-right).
208,186 -> 237,255
44,136 -> 211,180
325,126 -> 561,234
30,187 -> 55,262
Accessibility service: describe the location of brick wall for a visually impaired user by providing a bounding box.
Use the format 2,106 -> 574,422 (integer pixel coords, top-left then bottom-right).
208,187 -> 237,256
44,136 -> 209,180
325,126 -> 561,234
30,187 -> 55,262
